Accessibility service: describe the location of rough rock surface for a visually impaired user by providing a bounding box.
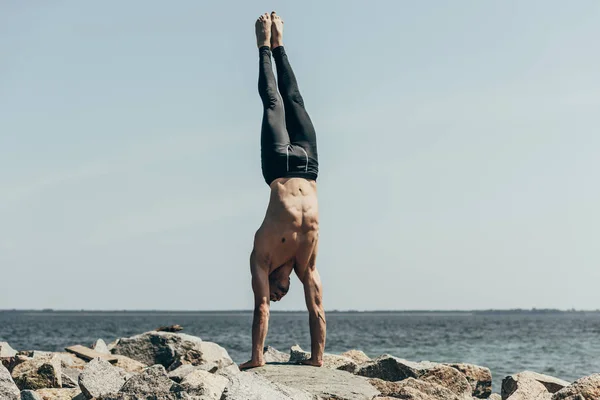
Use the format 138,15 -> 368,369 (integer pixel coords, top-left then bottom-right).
111,332 -> 234,373
489,394 -> 501,400
420,364 -> 472,400
35,388 -> 81,400
112,355 -> 146,373
119,365 -> 182,397
254,364 -> 380,400
220,370 -> 316,400
356,354 -> 438,382
445,363 -> 492,399
370,377 -> 460,400
78,358 -> 127,399
341,350 -> 371,365
11,356 -> 62,390
168,364 -> 197,383
60,368 -> 79,388
0,342 -> 18,358
263,346 -> 290,363
506,371 -> 569,394
92,340 -> 111,355
551,373 -> 600,400
0,363 -> 20,400
289,345 -> 358,372
502,372 -> 553,400
20,390 -> 43,400
180,369 -> 228,399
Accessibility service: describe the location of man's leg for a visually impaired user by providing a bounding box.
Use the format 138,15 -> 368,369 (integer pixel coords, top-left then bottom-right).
257,14 -> 289,185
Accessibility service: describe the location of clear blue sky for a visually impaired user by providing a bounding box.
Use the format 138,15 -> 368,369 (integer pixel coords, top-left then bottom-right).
1,1 -> 599,310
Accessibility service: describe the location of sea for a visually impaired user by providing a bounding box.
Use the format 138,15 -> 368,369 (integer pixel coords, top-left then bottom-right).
1,310 -> 599,393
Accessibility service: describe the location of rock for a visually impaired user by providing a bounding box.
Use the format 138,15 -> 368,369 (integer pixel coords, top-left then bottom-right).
22,352 -> 86,369
289,345 -> 358,372
168,364 -> 197,383
180,369 -> 228,399
106,339 -> 119,352
263,346 -> 290,363
20,390 -> 42,400
111,332 -> 235,373
420,365 -> 472,400
220,370 -> 316,400
341,350 -> 371,365
92,340 -> 111,355
1,342 -> 18,358
356,354 -> 437,382
509,371 -> 569,394
551,373 -> 600,400
156,325 -> 184,333
118,365 -> 182,397
1,364 -> 20,400
59,368 -> 78,389
35,388 -> 81,400
369,377 -> 460,400
78,358 -> 127,399
253,364 -> 381,400
502,372 -> 554,400
11,356 -> 63,390
489,394 -> 502,400
112,355 -> 146,373
445,363 -> 492,399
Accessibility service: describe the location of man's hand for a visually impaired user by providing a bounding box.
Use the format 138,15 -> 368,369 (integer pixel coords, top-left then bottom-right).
239,358 -> 266,370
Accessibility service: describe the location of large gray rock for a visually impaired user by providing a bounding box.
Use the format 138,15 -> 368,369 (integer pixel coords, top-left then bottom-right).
253,364 -> 380,400
369,377 -> 460,400
356,354 -> 438,382
180,369 -> 228,399
551,373 -> 600,400
1,364 -> 20,400
503,371 -> 570,400
111,332 -> 234,373
92,339 -> 111,355
220,370 -> 316,400
1,342 -> 18,358
11,356 -> 63,390
289,345 -> 358,372
263,346 -> 290,363
420,364 -> 472,400
118,365 -> 183,397
445,363 -> 492,399
20,390 -> 42,400
78,358 -> 127,399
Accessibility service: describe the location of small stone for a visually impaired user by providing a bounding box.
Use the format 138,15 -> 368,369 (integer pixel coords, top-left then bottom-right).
263,346 -> 290,363
444,363 -> 492,399
78,358 -> 127,399
92,340 -> 111,355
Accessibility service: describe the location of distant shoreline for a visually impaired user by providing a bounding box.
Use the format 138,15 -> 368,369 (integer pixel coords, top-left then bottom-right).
2,308 -> 599,314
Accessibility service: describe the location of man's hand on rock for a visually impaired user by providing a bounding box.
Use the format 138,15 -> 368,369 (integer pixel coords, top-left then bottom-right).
239,359 -> 265,370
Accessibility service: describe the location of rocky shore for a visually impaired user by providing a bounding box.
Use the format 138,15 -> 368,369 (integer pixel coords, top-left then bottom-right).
1,330 -> 598,400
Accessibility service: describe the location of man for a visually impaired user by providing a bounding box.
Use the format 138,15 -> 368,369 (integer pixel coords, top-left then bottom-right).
239,12 -> 325,370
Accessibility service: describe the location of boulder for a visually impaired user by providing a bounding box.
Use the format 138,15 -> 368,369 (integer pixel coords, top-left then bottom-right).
551,373 -> 600,400
112,355 -> 146,373
502,373 -> 553,400
263,346 -> 290,363
369,377 -> 460,400
180,369 -> 228,399
78,358 -> 127,399
92,340 -> 111,355
341,350 -> 371,365
445,363 -> 492,399
111,332 -> 234,373
356,354 -> 437,381
220,370 -> 316,400
253,364 -> 380,400
11,356 -> 62,390
289,345 -> 358,372
0,342 -> 18,358
0,364 -> 20,400
420,364 -> 472,400
508,371 -> 569,394
34,388 -> 81,400
118,365 -> 183,397
20,390 -> 42,400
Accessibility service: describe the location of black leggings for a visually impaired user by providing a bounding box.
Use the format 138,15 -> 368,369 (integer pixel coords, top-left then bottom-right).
258,46 -> 319,186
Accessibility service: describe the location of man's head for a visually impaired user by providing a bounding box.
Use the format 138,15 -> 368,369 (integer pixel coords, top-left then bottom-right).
269,264 -> 292,302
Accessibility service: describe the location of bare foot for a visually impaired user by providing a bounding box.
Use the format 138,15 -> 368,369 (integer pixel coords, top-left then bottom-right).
270,11 -> 284,49
239,359 -> 266,370
255,13 -> 271,48
299,358 -> 323,367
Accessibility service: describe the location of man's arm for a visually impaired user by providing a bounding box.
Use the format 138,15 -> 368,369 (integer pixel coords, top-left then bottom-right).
301,266 -> 326,366
239,254 -> 270,370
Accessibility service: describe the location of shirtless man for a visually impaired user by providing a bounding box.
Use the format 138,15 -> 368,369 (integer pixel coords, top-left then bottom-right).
239,12 -> 325,370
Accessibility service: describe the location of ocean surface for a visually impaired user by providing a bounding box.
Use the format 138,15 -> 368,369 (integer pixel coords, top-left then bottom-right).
1,311 -> 599,393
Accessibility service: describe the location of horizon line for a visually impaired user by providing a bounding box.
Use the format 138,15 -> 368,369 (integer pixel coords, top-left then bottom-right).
2,308 -> 599,313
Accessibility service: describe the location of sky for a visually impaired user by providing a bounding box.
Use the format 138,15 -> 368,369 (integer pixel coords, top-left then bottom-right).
1,1 -> 599,311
